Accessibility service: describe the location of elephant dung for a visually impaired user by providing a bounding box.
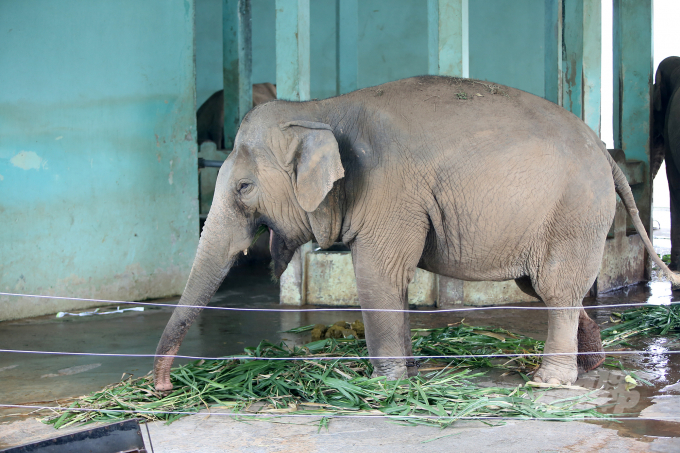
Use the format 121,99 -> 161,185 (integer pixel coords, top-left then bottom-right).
311,324 -> 328,341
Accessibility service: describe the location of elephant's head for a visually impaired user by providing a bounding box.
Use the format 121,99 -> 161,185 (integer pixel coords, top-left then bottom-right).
153,102 -> 345,391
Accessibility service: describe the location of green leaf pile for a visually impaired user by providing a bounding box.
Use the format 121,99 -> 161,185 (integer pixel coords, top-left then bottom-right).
43,325 -> 607,429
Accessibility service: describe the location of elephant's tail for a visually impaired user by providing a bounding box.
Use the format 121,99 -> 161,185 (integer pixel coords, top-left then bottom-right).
604,150 -> 680,290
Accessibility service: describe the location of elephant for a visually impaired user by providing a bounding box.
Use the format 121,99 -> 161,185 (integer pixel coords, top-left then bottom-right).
154,76 -> 680,391
651,56 -> 680,269
197,83 -> 277,149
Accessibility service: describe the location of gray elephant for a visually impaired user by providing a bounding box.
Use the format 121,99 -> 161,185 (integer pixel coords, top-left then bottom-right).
197,83 -> 277,148
154,76 -> 679,391
651,56 -> 680,269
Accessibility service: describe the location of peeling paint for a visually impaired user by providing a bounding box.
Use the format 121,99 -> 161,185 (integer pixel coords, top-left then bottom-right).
0,174 -> 4,181
168,171 -> 174,185
9,151 -> 44,170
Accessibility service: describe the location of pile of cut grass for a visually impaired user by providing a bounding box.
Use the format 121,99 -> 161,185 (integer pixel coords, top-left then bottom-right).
43,302 -> 678,429
601,302 -> 680,347
43,325 -> 605,429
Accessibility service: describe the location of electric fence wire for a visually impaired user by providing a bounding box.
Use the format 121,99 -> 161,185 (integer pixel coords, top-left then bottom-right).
0,349 -> 677,361
0,288 -> 678,425
0,291 -> 678,313
2,404 -> 680,422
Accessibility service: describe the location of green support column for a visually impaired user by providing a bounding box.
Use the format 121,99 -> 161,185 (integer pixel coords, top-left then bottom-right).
276,0 -> 310,101
544,0 -> 563,105
562,0 -> 601,136
277,0 -> 311,304
613,0 -> 653,232
336,0 -> 357,95
582,0 -> 602,136
223,0 -> 252,150
427,0 -> 469,77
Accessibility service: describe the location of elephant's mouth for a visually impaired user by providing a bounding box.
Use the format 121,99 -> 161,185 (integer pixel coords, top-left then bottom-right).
267,227 -> 295,279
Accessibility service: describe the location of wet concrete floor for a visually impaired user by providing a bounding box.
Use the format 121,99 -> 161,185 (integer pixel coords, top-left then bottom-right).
1,264 -> 679,450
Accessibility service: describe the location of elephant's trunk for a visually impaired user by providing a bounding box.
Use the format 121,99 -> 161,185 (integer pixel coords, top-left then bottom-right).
153,216 -> 235,392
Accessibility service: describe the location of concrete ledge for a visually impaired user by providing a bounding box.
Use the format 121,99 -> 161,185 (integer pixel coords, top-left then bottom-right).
281,247 -> 538,307
304,251 -> 436,306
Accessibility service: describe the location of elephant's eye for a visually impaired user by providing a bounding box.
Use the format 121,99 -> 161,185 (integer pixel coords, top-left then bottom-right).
237,181 -> 253,195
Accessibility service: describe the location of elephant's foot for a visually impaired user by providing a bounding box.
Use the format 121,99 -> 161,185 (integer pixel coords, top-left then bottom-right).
577,312 -> 605,372
153,345 -> 179,392
370,360 -> 410,380
532,360 -> 578,386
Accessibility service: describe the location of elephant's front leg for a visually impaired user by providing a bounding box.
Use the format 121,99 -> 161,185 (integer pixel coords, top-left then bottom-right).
350,237 -> 421,380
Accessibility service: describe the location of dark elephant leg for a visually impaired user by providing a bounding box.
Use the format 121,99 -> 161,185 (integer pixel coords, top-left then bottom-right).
665,150 -> 680,270
576,310 -> 605,372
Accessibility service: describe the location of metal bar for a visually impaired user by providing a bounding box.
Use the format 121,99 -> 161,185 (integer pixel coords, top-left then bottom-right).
223,0 -> 252,150
275,0 -> 311,101
335,0 -> 358,94
198,158 -> 225,168
436,0 -> 469,78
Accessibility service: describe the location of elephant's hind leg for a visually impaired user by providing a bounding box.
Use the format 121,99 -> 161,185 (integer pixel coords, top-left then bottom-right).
531,236 -> 606,385
577,310 -> 605,372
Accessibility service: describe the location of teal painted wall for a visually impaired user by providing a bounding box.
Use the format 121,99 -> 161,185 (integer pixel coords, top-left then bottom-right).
469,0 -> 546,97
195,0 -> 338,103
196,0 -> 225,107
195,0 -> 547,104
0,0 -> 199,320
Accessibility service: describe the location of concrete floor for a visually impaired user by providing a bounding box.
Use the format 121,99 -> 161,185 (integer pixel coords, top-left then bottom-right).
0,207 -> 679,452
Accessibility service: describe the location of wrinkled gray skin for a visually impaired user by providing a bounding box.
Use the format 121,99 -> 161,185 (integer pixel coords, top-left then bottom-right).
155,76 -> 680,391
651,57 -> 680,269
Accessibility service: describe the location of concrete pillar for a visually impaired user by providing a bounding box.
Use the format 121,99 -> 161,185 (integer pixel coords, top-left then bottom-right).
275,0 -> 310,101
223,0 -> 252,150
544,0 -> 563,105
276,0 -> 311,304
427,0 -> 469,77
613,0 -> 653,233
336,0 -> 358,95
562,0 -> 601,136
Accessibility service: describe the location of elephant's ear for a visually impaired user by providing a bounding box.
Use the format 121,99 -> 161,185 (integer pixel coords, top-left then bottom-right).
279,121 -> 344,213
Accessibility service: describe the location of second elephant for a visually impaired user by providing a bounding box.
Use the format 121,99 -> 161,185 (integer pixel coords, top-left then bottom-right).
651,56 -> 680,269
197,83 -> 277,149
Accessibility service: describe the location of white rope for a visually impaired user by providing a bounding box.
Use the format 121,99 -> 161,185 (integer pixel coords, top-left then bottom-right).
0,348 -> 676,361
1,404 -> 678,422
0,292 -> 677,313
